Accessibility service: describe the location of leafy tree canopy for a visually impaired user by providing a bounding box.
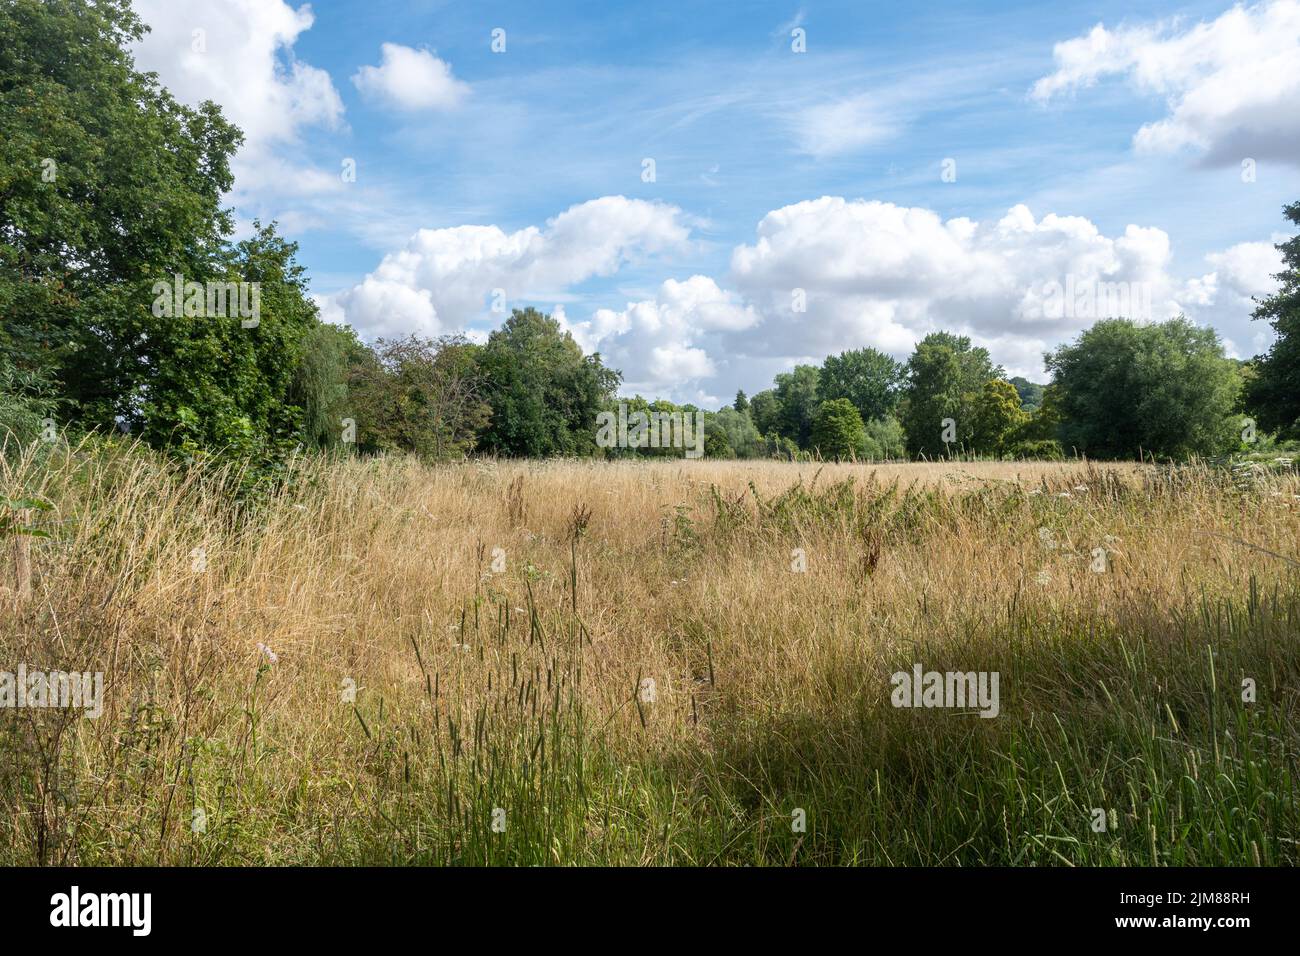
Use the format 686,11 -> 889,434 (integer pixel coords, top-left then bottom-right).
748,389 -> 780,436
1246,201 -> 1300,439
348,334 -> 489,461
1046,317 -> 1242,459
0,0 -> 326,462
818,347 -> 904,423
476,308 -> 620,457
898,333 -> 1000,457
773,364 -> 821,448
1008,376 -> 1045,410
969,379 -> 1029,456
811,398 -> 866,461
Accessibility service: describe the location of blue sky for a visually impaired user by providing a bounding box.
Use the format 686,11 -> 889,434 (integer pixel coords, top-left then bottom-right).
131,0 -> 1300,405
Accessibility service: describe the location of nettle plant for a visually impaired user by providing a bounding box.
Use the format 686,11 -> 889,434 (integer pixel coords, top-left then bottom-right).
0,496 -> 52,540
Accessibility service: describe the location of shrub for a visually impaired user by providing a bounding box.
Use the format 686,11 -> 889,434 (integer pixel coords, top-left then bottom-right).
1006,439 -> 1065,460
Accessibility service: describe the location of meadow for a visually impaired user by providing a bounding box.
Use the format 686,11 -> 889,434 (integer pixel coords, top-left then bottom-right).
1,442 -> 1298,865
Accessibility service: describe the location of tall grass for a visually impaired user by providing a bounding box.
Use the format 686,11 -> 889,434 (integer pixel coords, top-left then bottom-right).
1,439 -> 1297,865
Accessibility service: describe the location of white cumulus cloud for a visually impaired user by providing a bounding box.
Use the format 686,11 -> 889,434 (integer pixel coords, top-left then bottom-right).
1176,238 -> 1284,355
724,196 -> 1185,376
352,43 -> 469,111
327,193 -> 1284,398
1031,0 -> 1300,165
131,0 -> 343,148
562,275 -> 758,395
130,0 -> 347,217
323,197 -> 693,341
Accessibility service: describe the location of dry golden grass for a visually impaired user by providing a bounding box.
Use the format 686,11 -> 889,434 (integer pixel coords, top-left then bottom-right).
2,440 -> 1298,865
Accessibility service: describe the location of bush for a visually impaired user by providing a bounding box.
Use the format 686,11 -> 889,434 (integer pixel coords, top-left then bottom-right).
864,415 -> 906,459
1006,439 -> 1065,460
0,360 -> 57,448
811,399 -> 867,461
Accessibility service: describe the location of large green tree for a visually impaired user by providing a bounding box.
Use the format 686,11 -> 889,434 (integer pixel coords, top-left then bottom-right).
773,364 -> 821,448
810,398 -> 867,461
1046,317 -> 1242,459
347,334 -> 489,461
1246,201 -> 1300,439
0,0 -> 329,457
969,379 -> 1029,456
898,333 -> 1002,457
140,226 -> 323,455
476,308 -> 620,456
1,0 -> 235,421
748,389 -> 780,436
818,347 -> 904,423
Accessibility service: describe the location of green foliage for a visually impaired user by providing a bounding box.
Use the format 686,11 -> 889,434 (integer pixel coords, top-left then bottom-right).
924,332 -> 1003,390
290,323 -> 362,450
1008,376 -> 1045,410
810,398 -> 867,461
140,226 -> 322,457
899,333 -> 1001,457
597,397 -> 704,459
347,335 -> 490,461
707,406 -> 762,458
477,309 -> 620,457
0,0 -> 241,428
597,395 -> 648,459
773,364 -> 821,448
648,399 -> 699,459
1046,317 -> 1242,459
1005,438 -> 1065,460
0,355 -> 57,447
818,347 -> 904,423
1246,200 -> 1300,439
0,0 -> 338,473
732,389 -> 749,414
863,414 -> 906,459
969,379 -> 1030,455
1013,383 -> 1065,446
748,389 -> 780,436
703,421 -> 734,458
899,344 -> 960,458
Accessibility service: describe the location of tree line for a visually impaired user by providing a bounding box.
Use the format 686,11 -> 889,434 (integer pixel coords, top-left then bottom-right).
3,0 -> 1298,469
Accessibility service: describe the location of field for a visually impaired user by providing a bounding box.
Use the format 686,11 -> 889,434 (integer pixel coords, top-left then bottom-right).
2,443 -> 1298,865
